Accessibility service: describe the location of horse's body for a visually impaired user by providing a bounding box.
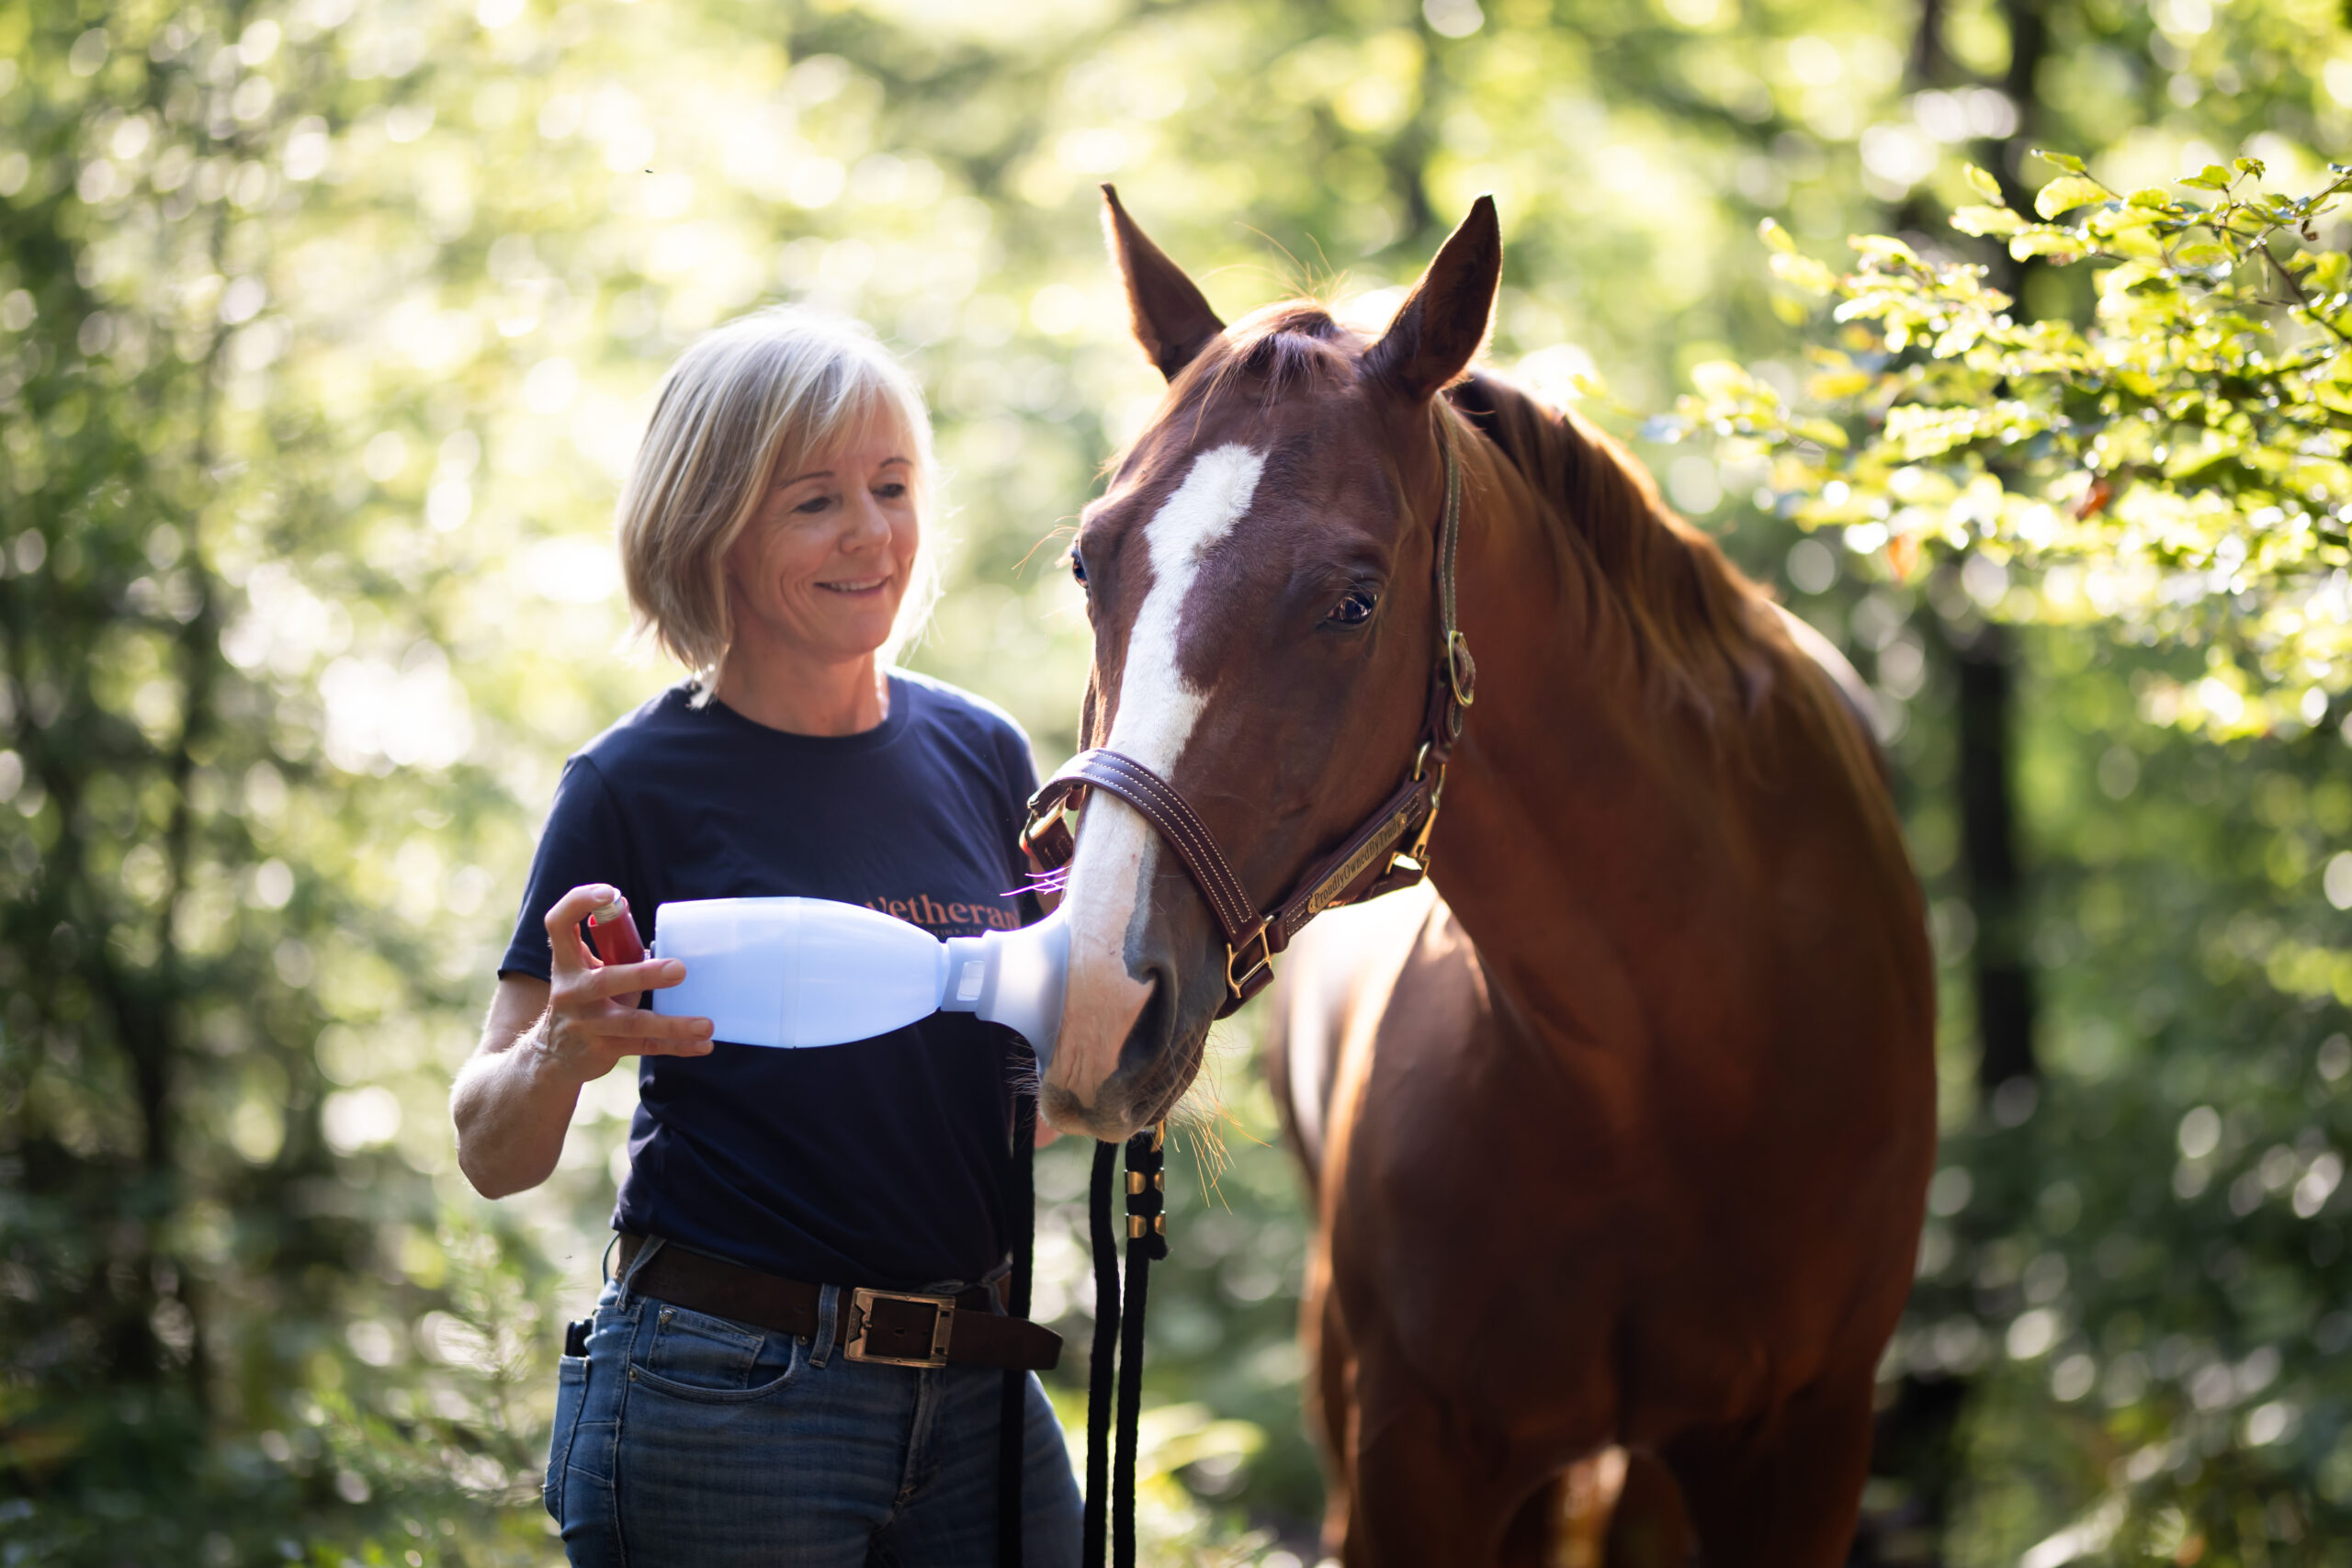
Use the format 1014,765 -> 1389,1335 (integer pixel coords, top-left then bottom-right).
1270,610 -> 1904,1562
1041,191 -> 1935,1566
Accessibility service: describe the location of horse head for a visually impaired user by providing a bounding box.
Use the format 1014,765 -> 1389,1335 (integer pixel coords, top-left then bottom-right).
1038,186 -> 1501,1141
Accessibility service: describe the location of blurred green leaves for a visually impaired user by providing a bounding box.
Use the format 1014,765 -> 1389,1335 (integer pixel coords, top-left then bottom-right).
6,0 -> 2352,1562
1680,155 -> 2352,739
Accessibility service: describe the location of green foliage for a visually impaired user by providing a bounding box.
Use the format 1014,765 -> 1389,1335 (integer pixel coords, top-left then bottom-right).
7,0 -> 2352,1561
1679,136 -> 2352,1555
0,0 -> 1943,1554
1678,155 -> 2352,738
1895,631 -> 2352,1566
1654,9 -> 2352,1561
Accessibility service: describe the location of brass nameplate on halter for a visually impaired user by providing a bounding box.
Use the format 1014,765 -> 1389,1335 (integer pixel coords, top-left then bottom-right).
1305,799 -> 1425,919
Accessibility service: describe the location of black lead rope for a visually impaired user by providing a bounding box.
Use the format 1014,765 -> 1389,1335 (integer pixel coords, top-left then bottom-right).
997,1081 -> 1037,1567
1081,1127 -> 1165,1568
1114,1127 -> 1166,1568
1082,1139 -> 1120,1567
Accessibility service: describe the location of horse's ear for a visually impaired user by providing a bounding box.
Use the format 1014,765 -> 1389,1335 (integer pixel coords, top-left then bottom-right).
1364,195 -> 1501,402
1101,185 -> 1225,382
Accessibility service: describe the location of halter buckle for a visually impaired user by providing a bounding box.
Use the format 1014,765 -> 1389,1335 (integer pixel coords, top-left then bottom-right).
1224,922 -> 1276,1012
1446,629 -> 1477,709
1406,770 -> 1445,870
1019,785 -> 1081,877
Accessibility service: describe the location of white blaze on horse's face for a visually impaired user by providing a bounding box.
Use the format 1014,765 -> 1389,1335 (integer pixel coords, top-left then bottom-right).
1049,444 -> 1266,1114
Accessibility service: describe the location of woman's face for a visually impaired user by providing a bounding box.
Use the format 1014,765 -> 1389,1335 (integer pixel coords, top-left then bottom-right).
723,412 -> 921,669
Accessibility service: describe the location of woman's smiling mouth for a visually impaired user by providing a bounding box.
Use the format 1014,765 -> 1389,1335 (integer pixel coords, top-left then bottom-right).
817,576 -> 891,595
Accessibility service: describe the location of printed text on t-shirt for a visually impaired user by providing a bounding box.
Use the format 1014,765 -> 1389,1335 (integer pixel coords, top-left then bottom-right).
865,893 -> 1020,932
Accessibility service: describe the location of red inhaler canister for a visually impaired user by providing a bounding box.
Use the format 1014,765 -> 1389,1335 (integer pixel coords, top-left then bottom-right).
586,895 -> 646,966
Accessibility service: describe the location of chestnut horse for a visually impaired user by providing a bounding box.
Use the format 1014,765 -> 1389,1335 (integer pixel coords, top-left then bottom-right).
1037,188 -> 1935,1566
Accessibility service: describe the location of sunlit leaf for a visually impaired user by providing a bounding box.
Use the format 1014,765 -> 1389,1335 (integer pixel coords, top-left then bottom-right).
2009,227 -> 2088,263
1689,360 -> 1758,400
2096,223 -> 2166,261
1952,204 -> 2028,237
1769,249 -> 1838,295
2035,175 -> 2110,220
1849,233 -> 1921,265
1884,403 -> 1984,457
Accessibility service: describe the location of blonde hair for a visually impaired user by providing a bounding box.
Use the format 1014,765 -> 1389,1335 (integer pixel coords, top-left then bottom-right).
617,305 -> 939,699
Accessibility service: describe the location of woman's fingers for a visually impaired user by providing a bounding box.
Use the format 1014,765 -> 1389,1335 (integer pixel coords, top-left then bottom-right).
590,957 -> 686,998
534,1003 -> 713,1087
560,1016 -> 713,1069
630,1033 -> 718,1058
590,1007 -> 715,1045
543,883 -> 618,973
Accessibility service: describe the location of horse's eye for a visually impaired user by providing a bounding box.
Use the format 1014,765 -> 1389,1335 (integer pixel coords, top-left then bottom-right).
1069,550 -> 1089,587
1326,588 -> 1378,626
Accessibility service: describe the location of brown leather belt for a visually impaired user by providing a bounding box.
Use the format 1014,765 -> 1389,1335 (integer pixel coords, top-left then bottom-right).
614,1235 -> 1061,1372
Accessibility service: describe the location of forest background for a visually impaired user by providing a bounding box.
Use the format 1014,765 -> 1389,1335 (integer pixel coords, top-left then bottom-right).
6,0 -> 2352,1563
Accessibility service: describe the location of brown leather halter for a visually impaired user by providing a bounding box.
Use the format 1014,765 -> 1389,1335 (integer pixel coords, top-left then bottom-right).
1021,423 -> 1476,1018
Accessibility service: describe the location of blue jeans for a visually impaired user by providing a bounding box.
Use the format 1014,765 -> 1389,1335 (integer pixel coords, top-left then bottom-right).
545,1243 -> 1082,1566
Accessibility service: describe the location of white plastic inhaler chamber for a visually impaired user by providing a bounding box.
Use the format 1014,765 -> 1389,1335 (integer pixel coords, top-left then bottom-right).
648,898 -> 1069,1067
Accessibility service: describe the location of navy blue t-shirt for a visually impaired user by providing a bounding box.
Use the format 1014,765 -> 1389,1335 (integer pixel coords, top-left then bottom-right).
499,672 -> 1042,1291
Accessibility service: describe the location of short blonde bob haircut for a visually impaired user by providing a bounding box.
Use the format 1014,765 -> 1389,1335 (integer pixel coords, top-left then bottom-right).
617,305 -> 939,700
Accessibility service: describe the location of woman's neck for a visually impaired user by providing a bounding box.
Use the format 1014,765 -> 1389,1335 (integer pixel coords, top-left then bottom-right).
711,649 -> 890,737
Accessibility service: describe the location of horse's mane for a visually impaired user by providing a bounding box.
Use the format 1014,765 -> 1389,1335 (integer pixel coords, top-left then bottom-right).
1143,303 -> 1789,736
1446,369 -> 1782,731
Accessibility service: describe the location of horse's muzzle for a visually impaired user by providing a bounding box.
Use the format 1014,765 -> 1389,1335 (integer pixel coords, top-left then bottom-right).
1046,932 -> 1224,1141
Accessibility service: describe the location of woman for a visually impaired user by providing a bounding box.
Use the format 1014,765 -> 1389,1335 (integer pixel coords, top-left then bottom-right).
450,306 -> 1081,1566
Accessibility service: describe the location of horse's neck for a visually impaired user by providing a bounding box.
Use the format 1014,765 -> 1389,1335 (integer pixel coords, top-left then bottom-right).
1429,465 -> 1766,1042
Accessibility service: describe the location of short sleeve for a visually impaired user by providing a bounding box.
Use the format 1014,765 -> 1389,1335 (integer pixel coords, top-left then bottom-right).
994,718 -> 1046,923
499,755 -> 638,981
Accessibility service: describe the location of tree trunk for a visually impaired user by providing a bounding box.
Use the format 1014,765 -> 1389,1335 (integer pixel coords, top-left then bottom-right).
1851,6 -> 2052,1565
1951,622 -> 2036,1096
1955,0 -> 2052,1104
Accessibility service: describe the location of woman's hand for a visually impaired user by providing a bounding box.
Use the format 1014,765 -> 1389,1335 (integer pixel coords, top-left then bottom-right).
535,883 -> 714,1085
451,884 -> 713,1198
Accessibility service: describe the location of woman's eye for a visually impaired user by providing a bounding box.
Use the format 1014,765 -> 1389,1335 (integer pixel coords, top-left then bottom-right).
1326,588 -> 1377,626
1069,551 -> 1089,587
874,481 -> 908,501
791,493 -> 833,516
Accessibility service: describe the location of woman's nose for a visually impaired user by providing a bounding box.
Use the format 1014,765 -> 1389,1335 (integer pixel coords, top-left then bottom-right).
839,490 -> 891,550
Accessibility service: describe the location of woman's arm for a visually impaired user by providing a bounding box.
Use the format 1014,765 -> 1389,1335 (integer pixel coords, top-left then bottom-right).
450,883 -> 713,1199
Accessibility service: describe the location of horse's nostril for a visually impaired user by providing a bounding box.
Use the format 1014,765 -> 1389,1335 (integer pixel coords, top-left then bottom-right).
1119,965 -> 1173,1072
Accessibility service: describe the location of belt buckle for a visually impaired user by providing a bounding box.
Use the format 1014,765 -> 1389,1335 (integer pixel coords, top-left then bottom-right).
844,1287 -> 957,1369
